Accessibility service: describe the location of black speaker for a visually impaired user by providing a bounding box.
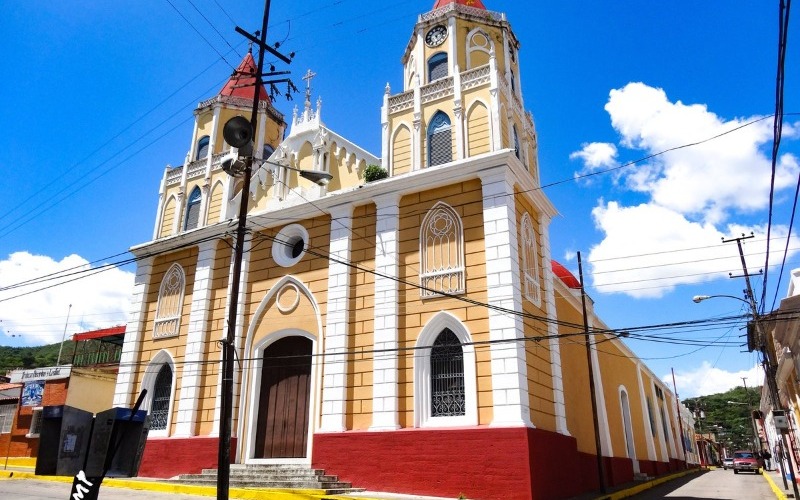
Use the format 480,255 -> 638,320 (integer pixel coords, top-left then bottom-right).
223,116 -> 253,148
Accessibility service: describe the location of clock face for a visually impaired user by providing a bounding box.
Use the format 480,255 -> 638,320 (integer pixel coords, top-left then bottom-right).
425,25 -> 448,47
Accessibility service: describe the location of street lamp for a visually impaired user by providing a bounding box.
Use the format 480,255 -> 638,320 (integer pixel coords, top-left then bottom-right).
692,294 -> 749,304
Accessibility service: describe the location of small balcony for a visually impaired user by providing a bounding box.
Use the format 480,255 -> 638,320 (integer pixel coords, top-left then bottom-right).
70,325 -> 125,369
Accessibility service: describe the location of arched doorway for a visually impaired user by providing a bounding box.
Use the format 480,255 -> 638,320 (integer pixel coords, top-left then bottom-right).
254,336 -> 312,458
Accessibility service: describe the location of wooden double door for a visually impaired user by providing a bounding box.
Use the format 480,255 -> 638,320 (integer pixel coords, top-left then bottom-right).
255,336 -> 312,459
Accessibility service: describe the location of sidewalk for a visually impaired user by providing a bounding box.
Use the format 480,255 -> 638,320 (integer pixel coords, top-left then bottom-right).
763,467 -> 799,499
0,457 -> 449,500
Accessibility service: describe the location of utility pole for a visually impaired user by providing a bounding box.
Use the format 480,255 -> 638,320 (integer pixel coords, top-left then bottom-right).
577,252 -> 606,494
217,2 -> 295,499
724,233 -> 799,498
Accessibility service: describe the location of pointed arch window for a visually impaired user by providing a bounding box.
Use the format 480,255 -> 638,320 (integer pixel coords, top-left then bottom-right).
420,202 -> 464,297
428,52 -> 448,82
150,364 -> 173,431
196,135 -> 210,160
262,144 -> 275,159
431,329 -> 465,417
154,263 -> 184,339
520,213 -> 541,305
184,187 -> 202,230
427,112 -> 452,167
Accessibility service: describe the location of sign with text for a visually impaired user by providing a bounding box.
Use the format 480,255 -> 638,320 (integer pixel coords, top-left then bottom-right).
10,366 -> 71,383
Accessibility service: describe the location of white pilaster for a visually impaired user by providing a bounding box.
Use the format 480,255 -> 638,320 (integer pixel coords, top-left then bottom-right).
488,48 -> 501,152
651,382 -> 669,463
113,257 -> 154,407
212,237 -> 252,438
453,64 -> 464,161
540,213 -> 569,435
480,171 -> 532,427
320,205 -> 354,432
637,364 -> 657,461
174,240 -> 218,436
381,85 -> 390,173
587,310 -> 613,456
413,78 -> 422,171
370,194 -> 401,430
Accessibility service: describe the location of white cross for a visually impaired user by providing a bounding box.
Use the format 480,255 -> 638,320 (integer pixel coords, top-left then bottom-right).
302,69 -> 317,103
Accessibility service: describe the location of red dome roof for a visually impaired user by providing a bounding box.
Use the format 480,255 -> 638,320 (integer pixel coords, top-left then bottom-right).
551,260 -> 581,289
433,0 -> 487,9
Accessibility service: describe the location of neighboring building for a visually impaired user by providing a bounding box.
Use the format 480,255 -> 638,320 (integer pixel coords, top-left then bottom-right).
112,1 -> 686,498
761,268 -> 800,480
3,326 -> 125,458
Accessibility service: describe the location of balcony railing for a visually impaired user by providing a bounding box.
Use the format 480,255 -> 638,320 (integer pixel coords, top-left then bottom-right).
72,345 -> 122,367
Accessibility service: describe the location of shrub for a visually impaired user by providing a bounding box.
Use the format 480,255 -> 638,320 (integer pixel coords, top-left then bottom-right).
364,164 -> 388,182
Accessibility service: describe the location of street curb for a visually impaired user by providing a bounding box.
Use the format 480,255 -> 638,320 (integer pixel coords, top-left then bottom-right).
592,468 -> 700,500
0,470 -> 358,499
763,470 -> 788,500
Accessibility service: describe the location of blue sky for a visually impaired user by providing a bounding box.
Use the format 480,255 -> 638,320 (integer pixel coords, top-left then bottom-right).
0,0 -> 798,398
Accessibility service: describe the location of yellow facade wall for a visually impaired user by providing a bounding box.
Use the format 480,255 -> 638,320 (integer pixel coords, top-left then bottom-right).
396,179 -> 493,427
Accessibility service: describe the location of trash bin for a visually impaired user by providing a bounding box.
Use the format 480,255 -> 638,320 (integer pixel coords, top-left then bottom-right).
35,405 -> 94,476
84,407 -> 149,478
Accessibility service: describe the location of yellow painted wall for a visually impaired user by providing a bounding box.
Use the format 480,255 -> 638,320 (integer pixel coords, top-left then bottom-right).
160,196 -> 176,238
65,370 -> 117,413
514,192 -> 556,431
346,204 -> 377,430
135,247 -> 198,436
397,179 -> 493,426
466,101 -> 490,157
207,180 -> 224,225
391,125 -> 413,176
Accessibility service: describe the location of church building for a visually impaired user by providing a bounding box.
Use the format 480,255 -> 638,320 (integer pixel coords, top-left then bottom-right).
113,1 -> 687,498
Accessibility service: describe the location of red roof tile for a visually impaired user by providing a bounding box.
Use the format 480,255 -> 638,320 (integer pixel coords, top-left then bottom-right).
433,0 -> 486,9
218,51 -> 269,101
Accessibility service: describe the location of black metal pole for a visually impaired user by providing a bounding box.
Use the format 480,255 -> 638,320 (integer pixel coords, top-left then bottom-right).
217,2 -> 272,499
577,252 -> 606,494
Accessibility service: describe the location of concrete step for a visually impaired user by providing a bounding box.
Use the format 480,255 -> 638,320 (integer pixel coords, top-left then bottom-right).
175,464 -> 360,495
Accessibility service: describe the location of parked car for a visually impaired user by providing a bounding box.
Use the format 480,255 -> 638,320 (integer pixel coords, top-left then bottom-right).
722,457 -> 734,470
732,450 -> 762,474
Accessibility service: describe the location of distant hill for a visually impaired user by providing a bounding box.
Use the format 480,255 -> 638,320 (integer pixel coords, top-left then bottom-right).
683,385 -> 763,451
0,342 -> 78,374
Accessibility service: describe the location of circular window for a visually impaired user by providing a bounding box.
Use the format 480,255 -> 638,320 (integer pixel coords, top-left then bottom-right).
273,224 -> 309,268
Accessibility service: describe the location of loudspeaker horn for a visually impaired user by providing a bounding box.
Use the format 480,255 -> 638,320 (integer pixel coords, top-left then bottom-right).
223,116 -> 253,149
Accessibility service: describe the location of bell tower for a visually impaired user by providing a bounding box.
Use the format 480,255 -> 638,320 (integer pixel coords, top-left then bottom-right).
154,51 -> 287,239
381,0 -> 538,182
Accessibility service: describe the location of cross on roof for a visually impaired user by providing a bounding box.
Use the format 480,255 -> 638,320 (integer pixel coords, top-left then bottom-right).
302,69 -> 317,104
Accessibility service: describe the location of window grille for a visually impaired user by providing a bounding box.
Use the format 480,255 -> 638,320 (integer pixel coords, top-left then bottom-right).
427,112 -> 452,167
430,329 -> 465,417
647,398 -> 656,436
428,52 -> 448,82
520,213 -> 541,304
196,136 -> 210,160
150,364 -> 173,431
184,187 -> 202,230
27,408 -> 43,437
154,264 -> 184,339
420,202 -> 465,297
0,403 -> 14,433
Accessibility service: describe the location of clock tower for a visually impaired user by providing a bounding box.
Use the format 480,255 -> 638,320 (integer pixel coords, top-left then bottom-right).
381,0 -> 537,183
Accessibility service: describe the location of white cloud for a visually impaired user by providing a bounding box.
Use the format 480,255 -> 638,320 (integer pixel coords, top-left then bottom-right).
573,83 -> 800,297
669,361 -> 762,399
570,142 -> 618,178
0,252 -> 134,345
588,202 -> 799,298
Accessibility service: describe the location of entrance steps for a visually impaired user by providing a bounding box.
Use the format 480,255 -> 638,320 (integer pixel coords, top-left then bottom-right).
173,464 -> 363,495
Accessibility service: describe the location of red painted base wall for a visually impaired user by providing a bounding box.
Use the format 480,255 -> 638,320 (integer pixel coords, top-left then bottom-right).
313,427 -> 585,500
137,436 -> 236,478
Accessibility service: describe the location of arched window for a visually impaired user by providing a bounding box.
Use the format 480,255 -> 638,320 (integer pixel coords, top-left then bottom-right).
262,144 -> 275,159
431,329 -> 465,417
513,125 -> 521,160
520,213 -> 540,305
150,364 -> 173,431
420,201 -> 464,297
154,263 -> 184,339
427,111 -> 452,167
414,312 -> 477,428
184,186 -> 202,230
510,69 -> 516,94
427,52 -> 448,82
196,135 -> 210,160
